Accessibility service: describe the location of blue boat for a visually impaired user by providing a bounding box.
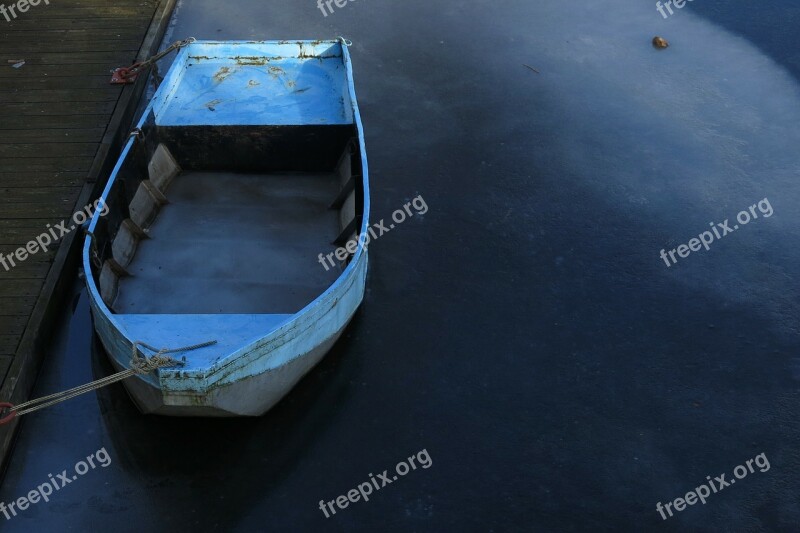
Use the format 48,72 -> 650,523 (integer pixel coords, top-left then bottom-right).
82,40 -> 369,416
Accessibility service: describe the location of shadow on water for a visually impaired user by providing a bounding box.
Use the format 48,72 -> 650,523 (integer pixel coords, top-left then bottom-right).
92,302 -> 363,526
0,284 -> 362,532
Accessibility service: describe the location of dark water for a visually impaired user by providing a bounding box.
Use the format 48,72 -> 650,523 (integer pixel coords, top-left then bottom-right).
2,1 -> 800,531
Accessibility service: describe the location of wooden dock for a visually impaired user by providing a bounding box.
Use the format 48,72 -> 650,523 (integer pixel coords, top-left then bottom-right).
0,0 -> 176,468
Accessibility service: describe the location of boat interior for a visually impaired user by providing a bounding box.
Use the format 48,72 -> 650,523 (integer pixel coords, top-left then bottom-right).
89,113 -> 364,316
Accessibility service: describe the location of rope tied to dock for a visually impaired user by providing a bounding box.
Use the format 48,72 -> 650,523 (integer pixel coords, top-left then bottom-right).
110,37 -> 197,85
0,340 -> 217,425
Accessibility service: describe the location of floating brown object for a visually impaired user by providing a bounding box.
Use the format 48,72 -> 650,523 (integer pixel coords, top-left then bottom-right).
652,36 -> 669,49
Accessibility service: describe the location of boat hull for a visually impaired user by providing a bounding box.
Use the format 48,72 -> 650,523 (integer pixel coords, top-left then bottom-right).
82,40 -> 371,417
88,248 -> 367,416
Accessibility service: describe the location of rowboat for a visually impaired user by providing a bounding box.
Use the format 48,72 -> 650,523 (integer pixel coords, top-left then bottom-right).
82,40 -> 369,416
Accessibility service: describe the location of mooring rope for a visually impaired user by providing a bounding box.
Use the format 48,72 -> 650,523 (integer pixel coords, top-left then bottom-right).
113,37 -> 197,82
0,340 -> 217,424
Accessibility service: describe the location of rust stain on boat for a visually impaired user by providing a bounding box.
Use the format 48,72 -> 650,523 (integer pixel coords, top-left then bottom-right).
298,43 -> 315,59
213,66 -> 234,82
205,98 -> 223,111
233,56 -> 285,65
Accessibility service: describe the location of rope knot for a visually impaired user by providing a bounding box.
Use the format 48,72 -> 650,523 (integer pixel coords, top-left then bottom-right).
130,340 -> 216,375
130,352 -> 182,374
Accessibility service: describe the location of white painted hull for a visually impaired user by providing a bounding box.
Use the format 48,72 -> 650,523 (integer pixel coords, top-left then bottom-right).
99,311 -> 350,417
88,252 -> 367,417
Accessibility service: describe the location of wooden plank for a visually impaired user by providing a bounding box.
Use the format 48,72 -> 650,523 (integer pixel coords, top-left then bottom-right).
21,3 -> 152,10
0,89 -> 120,103
0,204 -> 85,219
0,357 -> 12,388
0,299 -> 35,317
0,128 -> 106,143
0,239 -> 59,257
0,40 -> 143,54
0,49 -> 141,62
28,0 -> 154,4
15,6 -> 153,18
1,18 -> 152,31
0,280 -> 43,299
0,337 -> 20,355
0,187 -> 82,204
0,101 -> 115,116
0,222 -> 73,249
0,221 -> 73,239
0,114 -> 112,131
13,0 -> 153,6
5,7 -> 150,17
0,173 -> 86,187
0,219 -> 62,230
0,52 -> 138,65
0,247 -> 57,263
0,28 -> 146,40
0,116 -> 112,132
0,76 -> 118,91
0,235 -> 53,246
0,316 -> 32,338
0,206 -> 77,218
29,0 -> 153,5
0,156 -> 94,172
3,9 -> 151,18
0,334 -> 21,352
0,261 -> 50,279
0,143 -> 98,158
0,64 -> 115,78
0,115 -> 109,134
